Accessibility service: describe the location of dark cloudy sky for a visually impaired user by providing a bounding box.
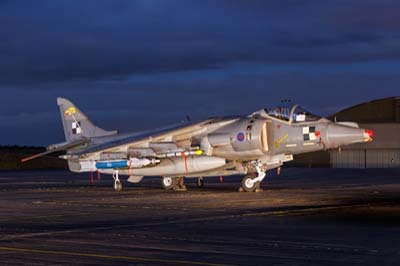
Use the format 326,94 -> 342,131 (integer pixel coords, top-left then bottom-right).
0,0 -> 399,145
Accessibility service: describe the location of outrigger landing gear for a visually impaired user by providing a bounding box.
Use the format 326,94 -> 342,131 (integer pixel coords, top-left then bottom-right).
197,177 -> 204,188
161,176 -> 187,191
113,170 -> 122,192
240,160 -> 267,192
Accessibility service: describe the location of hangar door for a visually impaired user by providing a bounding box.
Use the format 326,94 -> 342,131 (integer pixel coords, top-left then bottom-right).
366,149 -> 400,168
330,150 -> 365,168
331,149 -> 400,168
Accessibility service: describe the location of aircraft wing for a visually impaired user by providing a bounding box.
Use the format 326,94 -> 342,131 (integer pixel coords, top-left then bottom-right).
72,119 -> 215,157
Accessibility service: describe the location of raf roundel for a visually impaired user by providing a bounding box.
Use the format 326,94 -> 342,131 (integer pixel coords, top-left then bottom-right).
237,132 -> 245,142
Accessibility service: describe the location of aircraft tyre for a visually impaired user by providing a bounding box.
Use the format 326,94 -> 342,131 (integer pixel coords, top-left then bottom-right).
197,177 -> 204,188
161,176 -> 176,190
241,175 -> 259,192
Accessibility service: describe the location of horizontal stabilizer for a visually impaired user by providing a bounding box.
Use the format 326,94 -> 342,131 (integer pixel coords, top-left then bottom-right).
21,150 -> 58,163
21,139 -> 88,163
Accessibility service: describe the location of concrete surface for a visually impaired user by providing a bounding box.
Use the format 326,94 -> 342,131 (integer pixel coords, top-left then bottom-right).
1,168 -> 400,265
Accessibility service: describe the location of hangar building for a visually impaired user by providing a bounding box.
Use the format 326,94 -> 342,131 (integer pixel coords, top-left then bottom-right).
329,97 -> 400,168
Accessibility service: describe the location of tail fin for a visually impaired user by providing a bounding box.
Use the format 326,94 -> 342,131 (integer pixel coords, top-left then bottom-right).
57,97 -> 118,142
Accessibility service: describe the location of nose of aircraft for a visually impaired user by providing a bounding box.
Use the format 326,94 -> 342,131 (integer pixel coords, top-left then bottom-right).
364,129 -> 374,140
325,123 -> 373,148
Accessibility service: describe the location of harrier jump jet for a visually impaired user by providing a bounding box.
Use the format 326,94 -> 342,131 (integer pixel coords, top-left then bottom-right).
22,98 -> 373,192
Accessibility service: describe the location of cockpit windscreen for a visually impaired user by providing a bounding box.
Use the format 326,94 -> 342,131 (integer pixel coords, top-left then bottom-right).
292,106 -> 321,122
265,106 -> 291,121
264,105 -> 321,122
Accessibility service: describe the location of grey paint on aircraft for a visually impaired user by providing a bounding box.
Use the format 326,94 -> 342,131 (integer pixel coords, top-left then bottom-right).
22,98 -> 373,192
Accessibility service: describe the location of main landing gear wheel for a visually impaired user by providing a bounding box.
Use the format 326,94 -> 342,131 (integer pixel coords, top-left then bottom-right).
197,177 -> 204,188
241,175 -> 259,192
161,176 -> 177,190
161,176 -> 187,191
113,170 -> 123,192
240,160 -> 267,192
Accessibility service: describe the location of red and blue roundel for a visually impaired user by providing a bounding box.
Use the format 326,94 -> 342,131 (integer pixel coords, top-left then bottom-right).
237,132 -> 245,142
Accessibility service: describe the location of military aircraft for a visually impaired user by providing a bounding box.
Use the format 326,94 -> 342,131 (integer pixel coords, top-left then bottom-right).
22,98 -> 374,192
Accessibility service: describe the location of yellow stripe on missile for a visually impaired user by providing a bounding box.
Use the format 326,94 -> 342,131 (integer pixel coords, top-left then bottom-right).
195,149 -> 203,155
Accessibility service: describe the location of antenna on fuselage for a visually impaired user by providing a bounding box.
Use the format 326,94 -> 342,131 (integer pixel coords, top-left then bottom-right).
280,98 -> 292,104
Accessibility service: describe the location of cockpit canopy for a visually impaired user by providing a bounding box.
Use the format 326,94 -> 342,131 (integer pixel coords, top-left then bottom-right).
265,105 -> 321,123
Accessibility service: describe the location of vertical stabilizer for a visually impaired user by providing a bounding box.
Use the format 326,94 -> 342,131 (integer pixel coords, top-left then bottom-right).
57,97 -> 118,142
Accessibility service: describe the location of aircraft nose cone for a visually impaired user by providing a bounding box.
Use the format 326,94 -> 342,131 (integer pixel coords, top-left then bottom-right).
364,129 -> 374,141
325,124 -> 372,148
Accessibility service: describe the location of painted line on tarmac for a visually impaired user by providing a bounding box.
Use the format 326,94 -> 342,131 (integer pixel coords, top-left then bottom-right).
0,246 -> 234,266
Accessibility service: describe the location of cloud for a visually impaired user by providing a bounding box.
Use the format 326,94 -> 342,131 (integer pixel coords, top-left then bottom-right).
1,1 -> 400,86
0,1 -> 400,145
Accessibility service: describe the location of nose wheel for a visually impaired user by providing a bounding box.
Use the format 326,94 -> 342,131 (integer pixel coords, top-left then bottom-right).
113,170 -> 122,192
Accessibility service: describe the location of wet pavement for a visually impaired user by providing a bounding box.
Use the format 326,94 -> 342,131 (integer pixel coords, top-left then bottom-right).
1,168 -> 400,265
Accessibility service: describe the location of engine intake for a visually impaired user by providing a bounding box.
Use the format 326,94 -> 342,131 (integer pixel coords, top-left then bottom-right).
203,118 -> 269,157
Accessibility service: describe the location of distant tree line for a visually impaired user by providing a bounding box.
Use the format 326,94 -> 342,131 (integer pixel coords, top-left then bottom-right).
0,146 -> 67,170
